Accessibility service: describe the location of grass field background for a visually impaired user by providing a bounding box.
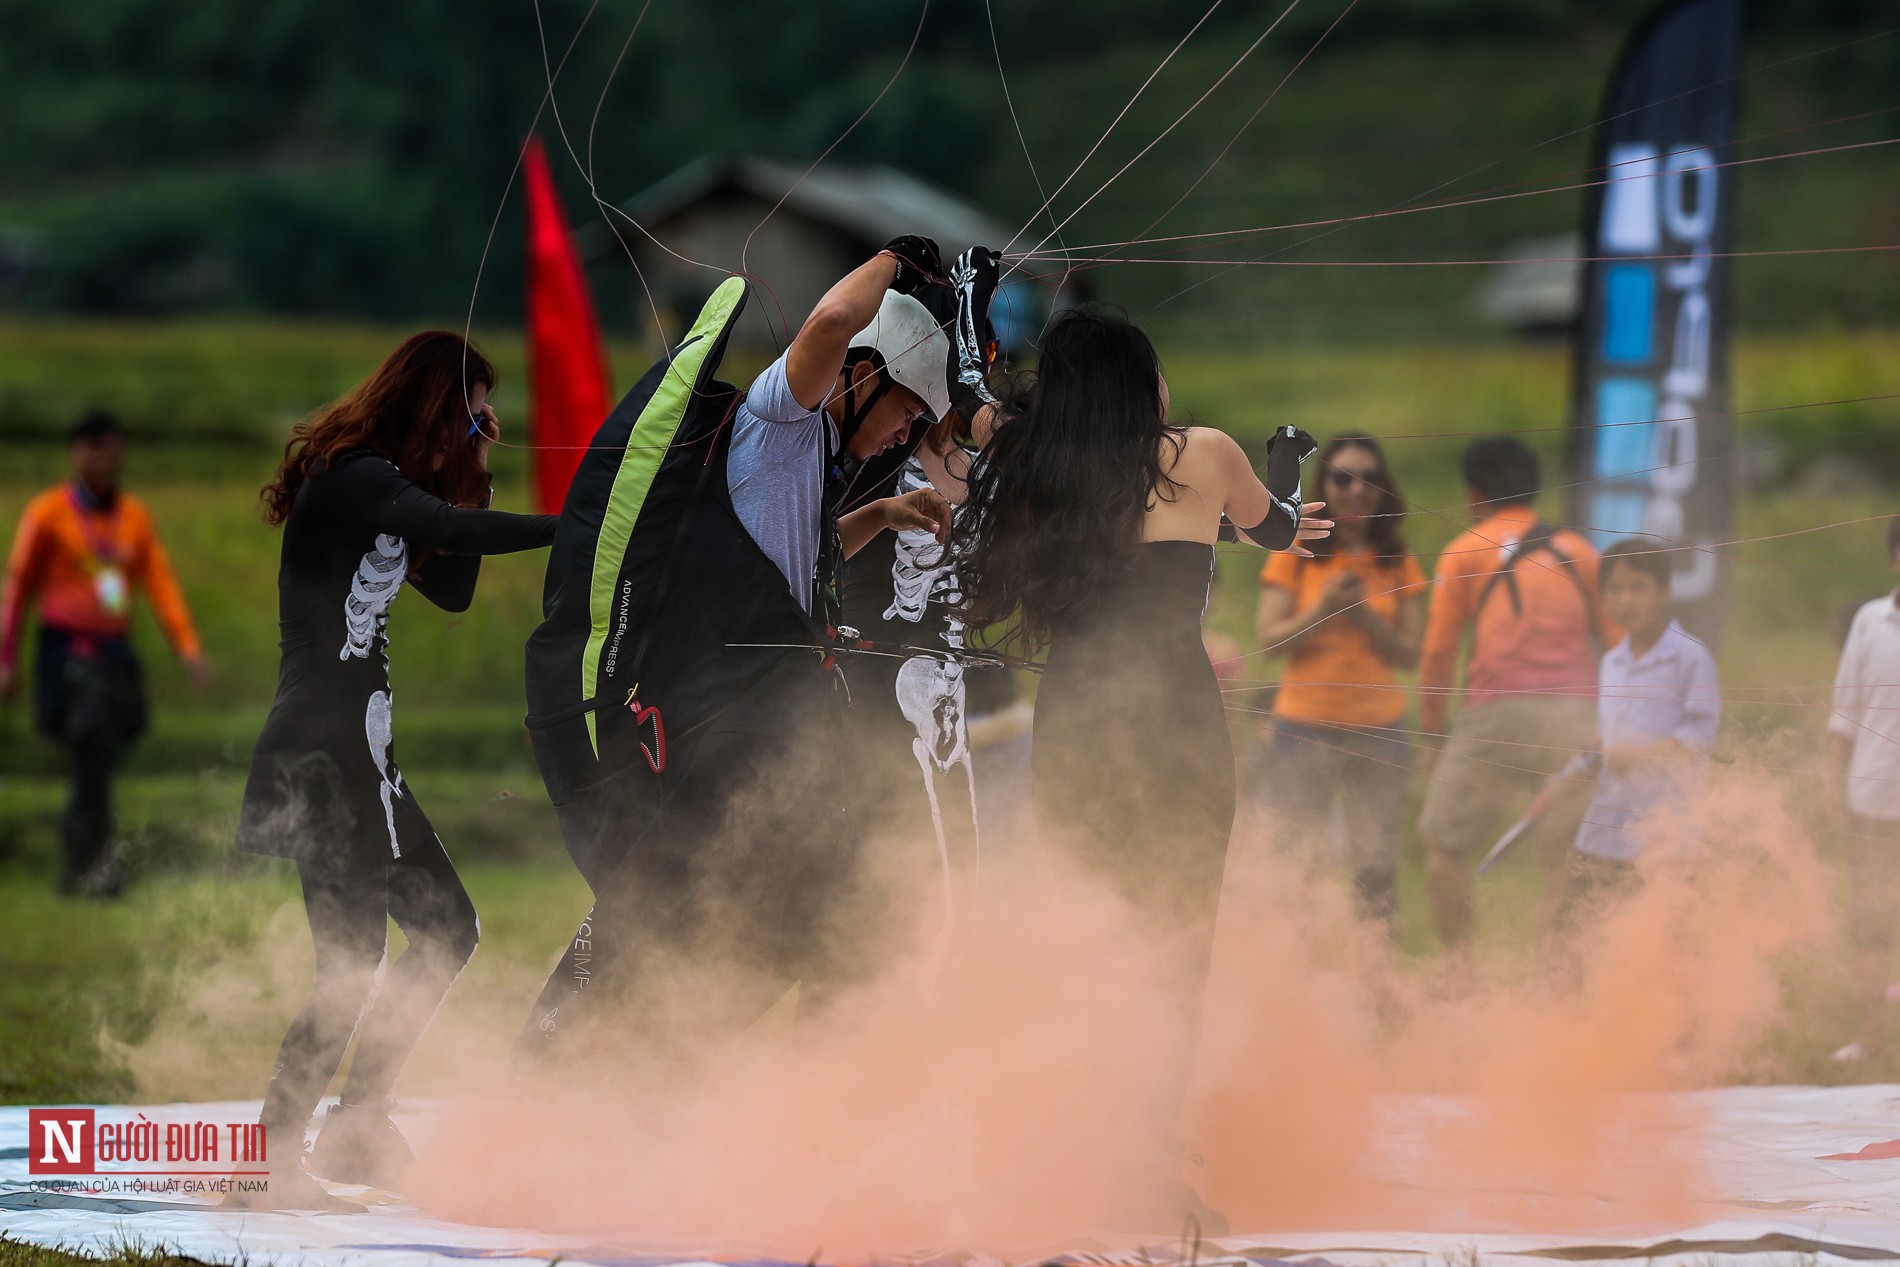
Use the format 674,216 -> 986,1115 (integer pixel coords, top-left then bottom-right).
1,319 -> 1897,1106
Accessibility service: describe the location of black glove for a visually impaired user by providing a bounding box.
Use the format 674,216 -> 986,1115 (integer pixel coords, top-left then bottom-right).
881,235 -> 943,296
949,246 -> 1003,411
1226,426 -> 1316,549
905,279 -> 976,424
913,278 -> 959,328
1264,423 -> 1317,535
1265,425 -> 1317,496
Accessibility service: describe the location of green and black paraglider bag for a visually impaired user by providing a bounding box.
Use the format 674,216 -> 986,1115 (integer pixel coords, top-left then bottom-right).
523,277 -> 825,884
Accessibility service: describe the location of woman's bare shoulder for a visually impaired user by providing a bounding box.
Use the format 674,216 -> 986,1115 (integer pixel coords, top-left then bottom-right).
1174,425 -> 1248,468
1154,428 -> 1246,512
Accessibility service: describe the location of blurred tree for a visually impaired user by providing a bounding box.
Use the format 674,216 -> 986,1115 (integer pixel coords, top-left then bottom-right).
0,0 -> 1890,325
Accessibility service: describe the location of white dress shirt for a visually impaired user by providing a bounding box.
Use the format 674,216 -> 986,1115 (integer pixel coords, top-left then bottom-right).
1576,620 -> 1721,862
1830,592 -> 1900,821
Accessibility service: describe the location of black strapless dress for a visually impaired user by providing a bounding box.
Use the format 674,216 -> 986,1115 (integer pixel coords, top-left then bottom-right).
1031,540 -> 1235,964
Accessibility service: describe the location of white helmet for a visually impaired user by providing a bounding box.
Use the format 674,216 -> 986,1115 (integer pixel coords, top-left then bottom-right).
847,291 -> 950,424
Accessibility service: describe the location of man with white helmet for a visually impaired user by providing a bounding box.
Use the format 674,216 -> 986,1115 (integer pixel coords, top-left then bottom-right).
520,239 -> 1000,1052
728,237 -> 958,623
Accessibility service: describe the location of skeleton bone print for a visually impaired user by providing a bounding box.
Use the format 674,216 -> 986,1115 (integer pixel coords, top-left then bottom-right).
340,532 -> 407,661
896,657 -> 969,774
364,687 -> 405,857
882,459 -> 965,649
886,457 -> 977,918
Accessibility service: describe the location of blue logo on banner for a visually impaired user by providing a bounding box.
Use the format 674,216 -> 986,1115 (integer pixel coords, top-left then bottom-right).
1601,265 -> 1654,364
1591,377 -> 1658,546
1587,490 -> 1649,538
1594,378 -> 1657,476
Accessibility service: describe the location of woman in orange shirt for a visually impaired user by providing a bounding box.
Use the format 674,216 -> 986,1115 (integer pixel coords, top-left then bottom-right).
1255,433 -> 1424,928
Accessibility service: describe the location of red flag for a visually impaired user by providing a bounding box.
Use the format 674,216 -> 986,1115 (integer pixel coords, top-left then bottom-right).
525,135 -> 611,514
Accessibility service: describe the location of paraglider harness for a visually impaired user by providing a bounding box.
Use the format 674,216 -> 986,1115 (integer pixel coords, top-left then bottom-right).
525,278 -> 857,817
523,278 -> 969,858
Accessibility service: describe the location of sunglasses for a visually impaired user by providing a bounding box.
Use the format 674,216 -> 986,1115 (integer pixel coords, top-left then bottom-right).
1325,467 -> 1380,489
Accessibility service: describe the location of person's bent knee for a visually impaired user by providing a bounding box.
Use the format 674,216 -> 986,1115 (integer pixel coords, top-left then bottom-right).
391,867 -> 482,968
440,905 -> 481,967
308,957 -> 384,1019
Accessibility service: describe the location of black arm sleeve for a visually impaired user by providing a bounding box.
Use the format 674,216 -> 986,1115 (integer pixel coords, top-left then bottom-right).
409,554 -> 483,613
338,453 -> 559,557
1235,425 -> 1316,550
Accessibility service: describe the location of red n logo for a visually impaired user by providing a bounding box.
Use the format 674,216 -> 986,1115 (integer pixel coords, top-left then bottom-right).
28,1109 -> 94,1174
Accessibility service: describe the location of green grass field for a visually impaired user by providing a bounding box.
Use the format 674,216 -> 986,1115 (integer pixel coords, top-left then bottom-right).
1,320 -> 1897,1117
0,1236 -> 213,1267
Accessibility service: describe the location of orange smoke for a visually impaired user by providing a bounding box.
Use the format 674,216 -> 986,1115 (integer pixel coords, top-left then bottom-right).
412,764 -> 1828,1255
1193,769 -> 1829,1231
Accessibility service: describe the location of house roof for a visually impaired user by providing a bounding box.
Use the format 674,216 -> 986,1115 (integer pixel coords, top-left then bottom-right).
610,154 -> 1012,257
1478,232 -> 1582,330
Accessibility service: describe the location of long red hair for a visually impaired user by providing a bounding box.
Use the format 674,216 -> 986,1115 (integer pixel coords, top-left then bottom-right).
263,331 -> 497,526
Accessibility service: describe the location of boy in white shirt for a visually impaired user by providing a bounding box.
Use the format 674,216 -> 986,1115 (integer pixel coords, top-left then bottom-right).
1826,515 -> 1900,1062
1562,538 -> 1721,920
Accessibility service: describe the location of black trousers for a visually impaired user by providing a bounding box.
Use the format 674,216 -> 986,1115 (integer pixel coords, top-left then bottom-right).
33,629 -> 147,889
522,668 -> 853,1056
260,828 -> 479,1137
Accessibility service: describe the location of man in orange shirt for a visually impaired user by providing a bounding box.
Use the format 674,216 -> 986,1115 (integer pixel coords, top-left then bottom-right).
1,411 -> 207,895
1417,436 -> 1616,948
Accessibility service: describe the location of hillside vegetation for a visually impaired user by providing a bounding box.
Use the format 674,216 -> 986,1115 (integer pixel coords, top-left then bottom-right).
0,1 -> 1892,337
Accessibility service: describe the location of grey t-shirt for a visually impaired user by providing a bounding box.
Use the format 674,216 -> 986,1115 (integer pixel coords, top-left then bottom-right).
727,351 -> 836,612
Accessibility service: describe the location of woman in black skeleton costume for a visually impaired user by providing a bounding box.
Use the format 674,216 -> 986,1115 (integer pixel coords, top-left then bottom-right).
230,333 -> 556,1209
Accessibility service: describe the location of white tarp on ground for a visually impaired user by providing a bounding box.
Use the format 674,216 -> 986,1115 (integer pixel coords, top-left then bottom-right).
3,1087 -> 1897,1267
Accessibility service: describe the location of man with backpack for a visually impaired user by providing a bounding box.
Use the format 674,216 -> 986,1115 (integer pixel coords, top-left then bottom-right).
1416,436 -> 1618,948
521,237 -> 1000,1048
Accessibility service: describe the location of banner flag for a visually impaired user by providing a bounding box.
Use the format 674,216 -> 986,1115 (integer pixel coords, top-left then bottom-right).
526,135 -> 613,516
1568,0 -> 1743,641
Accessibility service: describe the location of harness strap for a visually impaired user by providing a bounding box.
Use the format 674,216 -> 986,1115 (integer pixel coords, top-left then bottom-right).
1477,522 -> 1564,619
1471,521 -> 1600,656
788,627 -> 1039,675
525,619 -> 842,732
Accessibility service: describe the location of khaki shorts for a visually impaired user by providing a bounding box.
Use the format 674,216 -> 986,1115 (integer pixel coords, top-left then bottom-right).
1419,695 -> 1597,858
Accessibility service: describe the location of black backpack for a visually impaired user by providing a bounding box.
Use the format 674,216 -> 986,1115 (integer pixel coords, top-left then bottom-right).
522,278 -> 829,877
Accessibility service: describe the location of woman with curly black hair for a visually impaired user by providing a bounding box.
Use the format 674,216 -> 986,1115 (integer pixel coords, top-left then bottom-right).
231,332 -> 557,1210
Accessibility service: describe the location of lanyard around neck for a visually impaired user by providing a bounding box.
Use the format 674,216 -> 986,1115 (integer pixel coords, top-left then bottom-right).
64,484 -> 122,566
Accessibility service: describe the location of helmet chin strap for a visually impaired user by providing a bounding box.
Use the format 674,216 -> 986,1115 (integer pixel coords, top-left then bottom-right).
833,353 -> 893,488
